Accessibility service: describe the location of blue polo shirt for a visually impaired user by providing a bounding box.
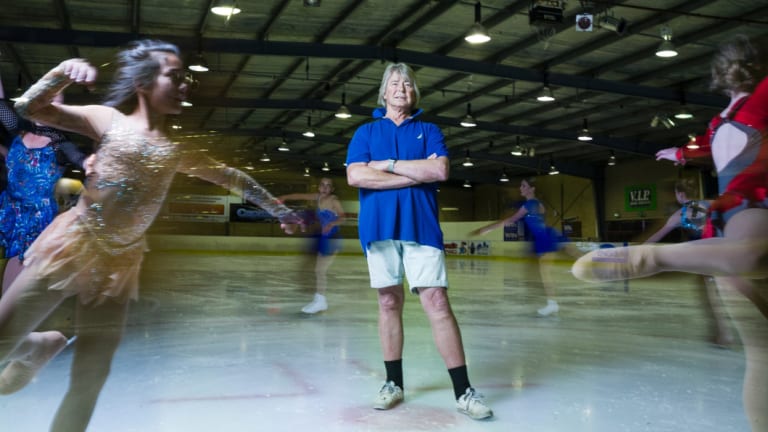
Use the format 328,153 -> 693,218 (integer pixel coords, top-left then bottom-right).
346,108 -> 448,253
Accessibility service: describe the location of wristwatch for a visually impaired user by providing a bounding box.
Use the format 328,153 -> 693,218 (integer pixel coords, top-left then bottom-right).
387,159 -> 397,173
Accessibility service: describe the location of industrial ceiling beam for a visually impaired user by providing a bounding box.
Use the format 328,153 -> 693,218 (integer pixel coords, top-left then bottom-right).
0,26 -> 726,107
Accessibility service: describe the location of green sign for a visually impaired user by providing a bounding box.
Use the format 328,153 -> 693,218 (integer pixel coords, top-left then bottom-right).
625,184 -> 657,212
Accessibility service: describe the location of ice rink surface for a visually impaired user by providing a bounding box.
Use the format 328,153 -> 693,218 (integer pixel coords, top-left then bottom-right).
0,252 -> 749,432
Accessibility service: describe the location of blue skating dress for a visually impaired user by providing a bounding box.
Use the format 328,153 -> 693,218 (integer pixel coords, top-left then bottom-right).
314,207 -> 342,256
522,199 -> 563,256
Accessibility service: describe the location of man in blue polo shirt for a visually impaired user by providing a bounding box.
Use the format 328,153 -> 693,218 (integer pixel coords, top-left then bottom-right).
346,62 -> 492,420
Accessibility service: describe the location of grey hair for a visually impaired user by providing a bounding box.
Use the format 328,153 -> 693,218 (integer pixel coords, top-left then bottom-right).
377,63 -> 421,108
103,39 -> 181,113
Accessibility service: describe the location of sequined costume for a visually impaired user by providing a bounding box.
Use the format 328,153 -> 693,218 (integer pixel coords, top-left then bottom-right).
679,200 -> 709,240
677,76 -> 768,238
14,78 -> 296,305
0,99 -> 87,261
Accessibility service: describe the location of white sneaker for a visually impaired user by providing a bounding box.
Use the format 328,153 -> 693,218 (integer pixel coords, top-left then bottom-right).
537,300 -> 559,316
373,381 -> 403,410
301,294 -> 328,314
456,387 -> 493,420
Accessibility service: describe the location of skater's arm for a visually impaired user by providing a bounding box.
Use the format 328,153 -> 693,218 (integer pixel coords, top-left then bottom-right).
278,192 -> 318,202
644,209 -> 682,243
178,151 -> 303,233
470,207 -> 527,236
14,59 -> 111,141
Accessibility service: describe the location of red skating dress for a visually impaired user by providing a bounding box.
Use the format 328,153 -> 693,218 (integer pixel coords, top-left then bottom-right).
678,76 -> 768,238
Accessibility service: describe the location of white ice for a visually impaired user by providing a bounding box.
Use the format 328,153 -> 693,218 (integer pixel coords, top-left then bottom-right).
0,252 -> 749,432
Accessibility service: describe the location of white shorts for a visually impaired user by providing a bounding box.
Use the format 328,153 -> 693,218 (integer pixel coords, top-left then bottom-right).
365,240 -> 447,293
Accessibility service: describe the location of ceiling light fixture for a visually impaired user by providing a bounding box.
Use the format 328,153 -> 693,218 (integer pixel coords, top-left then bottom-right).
462,149 -> 474,167
335,90 -> 352,119
674,99 -> 694,120
674,107 -> 693,120
511,136 -> 524,156
548,159 -> 559,175
211,1 -> 241,16
187,52 -> 209,73
577,118 -> 593,141
259,152 -> 270,162
460,103 -> 477,127
464,2 -> 491,44
303,0 -> 321,6
335,104 -> 351,119
168,116 -> 182,130
686,134 -> 700,150
278,138 -> 290,152
303,167 -> 311,177
322,162 -> 330,172
655,25 -> 678,58
463,179 -> 472,188
302,115 -> 315,138
536,85 -> 555,102
499,171 -> 510,182
608,151 -> 616,166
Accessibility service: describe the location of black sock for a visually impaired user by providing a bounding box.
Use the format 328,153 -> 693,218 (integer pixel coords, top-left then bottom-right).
448,365 -> 471,400
384,359 -> 403,389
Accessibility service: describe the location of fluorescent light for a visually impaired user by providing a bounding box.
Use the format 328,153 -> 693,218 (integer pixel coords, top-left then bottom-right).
211,2 -> 241,16
537,86 -> 555,102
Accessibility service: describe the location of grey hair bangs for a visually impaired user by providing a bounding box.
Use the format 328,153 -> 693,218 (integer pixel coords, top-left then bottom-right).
377,63 -> 421,108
